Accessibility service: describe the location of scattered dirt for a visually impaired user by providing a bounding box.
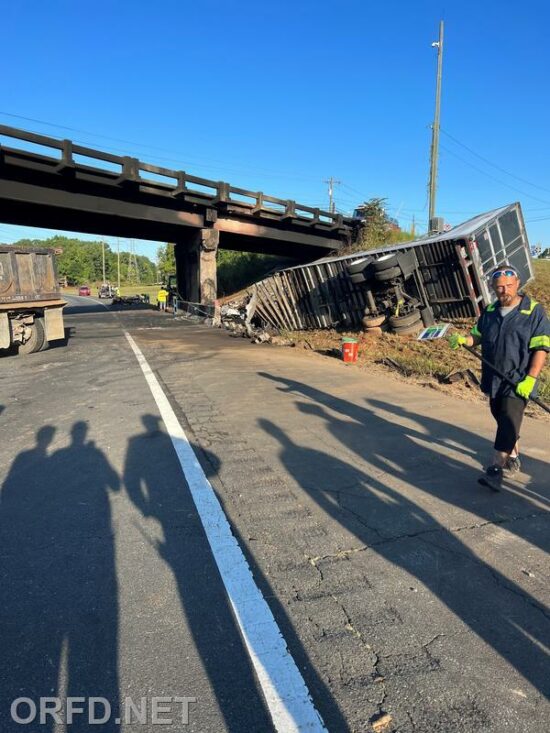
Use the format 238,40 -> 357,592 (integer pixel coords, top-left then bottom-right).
280,328 -> 549,421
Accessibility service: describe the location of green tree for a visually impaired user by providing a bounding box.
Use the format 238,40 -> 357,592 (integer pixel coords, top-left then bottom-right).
157,243 -> 176,280
342,198 -> 415,253
12,236 -> 156,285
217,250 -> 288,296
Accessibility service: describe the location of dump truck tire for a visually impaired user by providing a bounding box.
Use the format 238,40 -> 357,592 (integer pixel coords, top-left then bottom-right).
37,318 -> 49,351
374,266 -> 401,282
389,310 -> 421,328
373,254 -> 398,272
18,318 -> 45,355
362,314 -> 386,328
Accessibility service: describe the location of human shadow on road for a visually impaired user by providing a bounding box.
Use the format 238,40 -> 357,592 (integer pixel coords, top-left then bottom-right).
0,422 -> 121,732
124,414 -> 274,732
257,375 -> 550,699
259,372 -> 550,551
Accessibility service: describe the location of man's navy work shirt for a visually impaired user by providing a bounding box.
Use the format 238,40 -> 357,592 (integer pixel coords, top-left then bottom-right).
471,294 -> 550,399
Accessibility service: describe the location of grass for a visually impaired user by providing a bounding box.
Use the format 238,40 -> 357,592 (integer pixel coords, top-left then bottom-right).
526,259 -> 550,311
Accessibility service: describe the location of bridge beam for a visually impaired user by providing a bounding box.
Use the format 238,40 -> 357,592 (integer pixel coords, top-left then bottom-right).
175,228 -> 219,304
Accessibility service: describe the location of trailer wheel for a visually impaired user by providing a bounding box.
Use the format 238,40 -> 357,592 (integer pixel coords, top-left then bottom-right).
18,318 -> 45,355
364,325 -> 385,335
349,271 -> 367,285
373,254 -> 398,271
347,257 -> 373,275
374,266 -> 401,282
392,319 -> 423,336
389,309 -> 421,329
362,314 -> 386,329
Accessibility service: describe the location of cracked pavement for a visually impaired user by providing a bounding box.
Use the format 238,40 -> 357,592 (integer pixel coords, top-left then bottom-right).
1,300 -> 548,732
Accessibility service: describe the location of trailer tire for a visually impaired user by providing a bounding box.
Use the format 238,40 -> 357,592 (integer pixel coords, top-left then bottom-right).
392,319 -> 423,336
374,266 -> 401,282
364,325 -> 384,335
349,271 -> 367,285
18,318 -> 45,355
347,257 -> 373,275
362,314 -> 386,328
389,309 -> 421,329
373,254 -> 398,272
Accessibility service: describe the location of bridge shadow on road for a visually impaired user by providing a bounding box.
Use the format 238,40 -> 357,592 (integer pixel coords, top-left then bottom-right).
0,422 -> 120,732
258,373 -> 550,703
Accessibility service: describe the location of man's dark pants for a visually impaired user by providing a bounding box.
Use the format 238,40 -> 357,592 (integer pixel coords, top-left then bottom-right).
489,395 -> 526,453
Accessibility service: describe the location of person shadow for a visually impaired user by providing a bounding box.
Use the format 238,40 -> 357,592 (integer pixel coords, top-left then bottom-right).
0,422 -> 121,732
123,414 -> 274,732
259,372 -> 550,552
255,375 -> 550,699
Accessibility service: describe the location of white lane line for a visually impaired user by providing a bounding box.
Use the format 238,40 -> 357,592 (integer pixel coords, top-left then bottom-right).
125,332 -> 327,733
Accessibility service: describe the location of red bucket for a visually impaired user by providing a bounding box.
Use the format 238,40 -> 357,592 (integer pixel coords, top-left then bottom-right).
341,338 -> 358,363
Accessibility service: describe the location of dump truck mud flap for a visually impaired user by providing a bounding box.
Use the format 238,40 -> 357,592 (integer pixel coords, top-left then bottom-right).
0,312 -> 10,349
44,305 -> 65,341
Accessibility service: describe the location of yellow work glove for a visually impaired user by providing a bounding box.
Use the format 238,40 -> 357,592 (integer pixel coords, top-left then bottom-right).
516,375 -> 536,400
448,333 -> 467,350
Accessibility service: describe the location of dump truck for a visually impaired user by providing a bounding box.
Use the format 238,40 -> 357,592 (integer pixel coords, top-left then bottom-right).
0,245 -> 66,354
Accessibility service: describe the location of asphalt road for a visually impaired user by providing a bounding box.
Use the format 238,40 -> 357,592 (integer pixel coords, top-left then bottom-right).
0,296 -> 548,732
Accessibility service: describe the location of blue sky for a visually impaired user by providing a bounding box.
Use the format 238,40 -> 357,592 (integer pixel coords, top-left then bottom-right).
1,0 -> 550,258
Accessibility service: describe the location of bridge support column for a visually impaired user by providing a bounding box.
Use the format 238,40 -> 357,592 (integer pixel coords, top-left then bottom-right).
174,228 -> 219,304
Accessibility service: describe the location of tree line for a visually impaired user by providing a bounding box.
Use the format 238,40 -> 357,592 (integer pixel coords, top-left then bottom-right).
12,236 -> 157,285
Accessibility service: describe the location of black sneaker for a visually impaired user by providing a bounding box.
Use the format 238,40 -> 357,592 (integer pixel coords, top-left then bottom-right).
479,465 -> 503,492
505,456 -> 521,474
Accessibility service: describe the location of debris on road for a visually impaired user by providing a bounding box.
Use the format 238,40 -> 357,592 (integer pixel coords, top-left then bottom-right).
371,712 -> 393,732
112,294 -> 151,306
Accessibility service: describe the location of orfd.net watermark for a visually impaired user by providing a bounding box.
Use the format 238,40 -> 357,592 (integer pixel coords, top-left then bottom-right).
10,696 -> 197,726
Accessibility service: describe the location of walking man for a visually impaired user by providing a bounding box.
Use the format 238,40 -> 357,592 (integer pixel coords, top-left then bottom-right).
157,285 -> 168,312
449,264 -> 550,489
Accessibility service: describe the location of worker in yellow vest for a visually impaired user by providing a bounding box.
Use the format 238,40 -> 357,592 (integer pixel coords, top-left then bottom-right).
157,286 -> 168,312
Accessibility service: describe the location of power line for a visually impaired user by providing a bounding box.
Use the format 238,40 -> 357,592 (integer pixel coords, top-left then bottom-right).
440,143 -> 550,206
441,128 -> 550,195
0,110 -> 323,184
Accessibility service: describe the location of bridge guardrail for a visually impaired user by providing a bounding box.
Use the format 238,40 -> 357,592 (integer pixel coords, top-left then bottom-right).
0,124 -> 352,233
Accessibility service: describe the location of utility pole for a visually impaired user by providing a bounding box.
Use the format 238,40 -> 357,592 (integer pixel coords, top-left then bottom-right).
411,214 -> 416,238
324,176 -> 341,213
117,238 -> 121,289
101,241 -> 106,284
127,240 -> 140,284
428,19 -> 444,229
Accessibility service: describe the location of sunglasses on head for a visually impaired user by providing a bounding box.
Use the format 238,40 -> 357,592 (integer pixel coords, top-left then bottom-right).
491,268 -> 517,279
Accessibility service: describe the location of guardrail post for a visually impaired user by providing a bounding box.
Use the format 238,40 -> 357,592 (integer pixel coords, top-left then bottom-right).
173,171 -> 188,198
253,192 -> 264,213
215,182 -> 230,204
55,139 -> 75,173
117,156 -> 139,184
283,200 -> 296,219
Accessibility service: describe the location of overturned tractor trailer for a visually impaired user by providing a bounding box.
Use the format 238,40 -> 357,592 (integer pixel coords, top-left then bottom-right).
250,203 -> 534,331
0,245 -> 66,354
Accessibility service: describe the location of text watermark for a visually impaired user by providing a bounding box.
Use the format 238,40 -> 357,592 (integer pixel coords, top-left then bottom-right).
11,696 -> 197,726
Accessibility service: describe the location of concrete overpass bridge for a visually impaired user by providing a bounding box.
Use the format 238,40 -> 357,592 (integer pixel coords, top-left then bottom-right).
0,125 -> 354,302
